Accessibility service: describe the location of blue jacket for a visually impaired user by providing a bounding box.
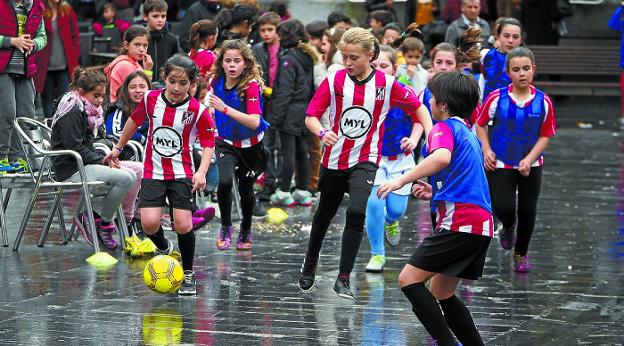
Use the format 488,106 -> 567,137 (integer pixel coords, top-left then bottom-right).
608,6 -> 624,69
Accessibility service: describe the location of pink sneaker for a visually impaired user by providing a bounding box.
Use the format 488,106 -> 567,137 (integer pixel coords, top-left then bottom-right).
96,219 -> 118,250
193,207 -> 216,223
236,231 -> 253,250
513,254 -> 532,273
216,226 -> 234,251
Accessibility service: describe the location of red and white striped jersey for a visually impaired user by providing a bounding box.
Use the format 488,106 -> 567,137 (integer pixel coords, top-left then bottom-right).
131,90 -> 216,180
435,201 -> 494,237
306,69 -> 422,170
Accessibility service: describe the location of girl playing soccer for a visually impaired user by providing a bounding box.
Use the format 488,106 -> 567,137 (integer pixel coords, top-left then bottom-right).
104,25 -> 153,103
480,18 -> 523,101
364,45 -> 424,273
475,47 -> 556,273
299,27 -> 432,299
378,71 -> 492,346
208,39 -> 269,251
105,54 -> 216,296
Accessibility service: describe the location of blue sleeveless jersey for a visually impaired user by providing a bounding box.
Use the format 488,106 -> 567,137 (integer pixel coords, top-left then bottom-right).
212,76 -> 269,142
427,118 -> 491,213
381,107 -> 413,156
490,87 -> 545,166
482,49 -> 510,101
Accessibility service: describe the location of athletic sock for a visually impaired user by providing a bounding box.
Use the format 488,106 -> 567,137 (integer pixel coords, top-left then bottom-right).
439,295 -> 484,346
338,228 -> 363,277
146,227 -> 168,251
401,283 -> 456,346
177,231 -> 196,271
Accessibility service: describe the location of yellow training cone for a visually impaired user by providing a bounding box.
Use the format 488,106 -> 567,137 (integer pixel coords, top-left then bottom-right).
266,208 -> 289,224
86,251 -> 119,269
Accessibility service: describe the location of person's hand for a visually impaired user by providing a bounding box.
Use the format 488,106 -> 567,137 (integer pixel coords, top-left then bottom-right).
102,149 -> 121,168
11,34 -> 34,54
411,180 -> 432,200
400,137 -> 417,152
483,148 -> 497,171
208,94 -> 226,113
143,53 -> 154,71
192,171 -> 206,193
320,130 -> 339,147
377,178 -> 404,199
518,158 -> 531,177
407,64 -> 418,78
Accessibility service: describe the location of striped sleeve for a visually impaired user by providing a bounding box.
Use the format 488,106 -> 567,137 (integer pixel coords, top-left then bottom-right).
540,94 -> 557,137
476,89 -> 500,127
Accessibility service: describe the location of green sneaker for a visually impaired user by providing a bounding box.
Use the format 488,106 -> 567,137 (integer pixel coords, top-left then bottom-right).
365,255 -> 386,273
11,158 -> 29,173
0,158 -> 14,173
384,221 -> 401,247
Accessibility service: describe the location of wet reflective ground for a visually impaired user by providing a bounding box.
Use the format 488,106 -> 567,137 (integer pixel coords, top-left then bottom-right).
1,128 -> 623,345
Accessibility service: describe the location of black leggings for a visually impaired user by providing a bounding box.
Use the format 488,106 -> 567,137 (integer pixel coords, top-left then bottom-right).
306,163 -> 376,276
489,166 -> 542,256
278,131 -> 309,191
216,141 -> 258,231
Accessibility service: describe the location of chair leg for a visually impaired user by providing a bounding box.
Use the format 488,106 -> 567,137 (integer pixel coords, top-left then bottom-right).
38,189 -> 61,247
116,205 -> 128,250
81,185 -> 101,254
69,196 -> 85,241
0,187 -> 8,247
13,184 -> 42,251
57,200 -> 68,245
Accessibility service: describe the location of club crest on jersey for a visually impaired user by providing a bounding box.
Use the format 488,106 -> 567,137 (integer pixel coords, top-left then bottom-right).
375,87 -> 385,101
339,106 -> 373,140
152,126 -> 183,157
181,111 -> 194,125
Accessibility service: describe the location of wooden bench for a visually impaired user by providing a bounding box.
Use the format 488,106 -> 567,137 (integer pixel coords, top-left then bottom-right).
529,45 -> 620,96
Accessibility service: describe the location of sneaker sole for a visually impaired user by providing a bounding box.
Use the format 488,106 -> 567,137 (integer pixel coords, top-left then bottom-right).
365,266 -> 384,273
236,246 -> 252,251
299,281 -> 315,292
334,290 -> 355,300
191,219 -> 210,232
178,290 -> 196,296
252,215 -> 268,220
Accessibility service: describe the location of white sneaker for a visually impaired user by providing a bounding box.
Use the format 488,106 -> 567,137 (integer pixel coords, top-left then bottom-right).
365,255 -> 386,273
292,189 -> 312,206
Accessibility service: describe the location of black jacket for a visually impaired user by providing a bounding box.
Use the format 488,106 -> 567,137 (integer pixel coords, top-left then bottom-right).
269,43 -> 317,135
148,27 -> 180,82
178,0 -> 221,52
251,41 -> 282,88
52,105 -> 106,181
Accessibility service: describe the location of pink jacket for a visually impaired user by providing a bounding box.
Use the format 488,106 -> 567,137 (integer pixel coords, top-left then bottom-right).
103,55 -> 142,103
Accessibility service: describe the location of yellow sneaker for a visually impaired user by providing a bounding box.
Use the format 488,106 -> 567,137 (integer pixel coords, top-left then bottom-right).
124,234 -> 142,255
134,238 -> 156,257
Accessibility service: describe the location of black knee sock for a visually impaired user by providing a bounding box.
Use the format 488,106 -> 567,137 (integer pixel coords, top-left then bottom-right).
338,229 -> 363,277
439,295 -> 484,346
401,283 -> 456,346
177,231 -> 195,272
146,227 -> 168,251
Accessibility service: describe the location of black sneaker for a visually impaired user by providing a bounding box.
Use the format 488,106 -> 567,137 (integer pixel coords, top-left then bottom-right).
156,237 -> 174,256
499,223 -> 516,250
178,270 -> 196,296
252,202 -> 268,220
298,255 -> 318,291
333,277 -> 354,299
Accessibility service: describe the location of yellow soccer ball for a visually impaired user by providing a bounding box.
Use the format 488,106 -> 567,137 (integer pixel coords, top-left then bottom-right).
143,255 -> 184,294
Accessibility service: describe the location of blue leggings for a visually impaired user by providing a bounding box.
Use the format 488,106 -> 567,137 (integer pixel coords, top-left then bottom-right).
365,186 -> 409,256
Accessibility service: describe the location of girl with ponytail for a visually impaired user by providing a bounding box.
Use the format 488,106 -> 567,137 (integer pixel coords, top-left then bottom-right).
188,19 -> 218,81
299,27 -> 432,299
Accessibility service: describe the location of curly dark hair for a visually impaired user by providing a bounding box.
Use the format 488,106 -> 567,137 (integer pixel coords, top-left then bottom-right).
277,19 -> 307,49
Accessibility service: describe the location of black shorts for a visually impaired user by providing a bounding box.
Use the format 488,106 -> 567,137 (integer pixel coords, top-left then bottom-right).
138,178 -> 195,211
317,162 -> 377,195
408,228 -> 491,280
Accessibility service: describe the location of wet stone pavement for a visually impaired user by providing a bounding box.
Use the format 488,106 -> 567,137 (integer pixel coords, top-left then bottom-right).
0,127 -> 623,345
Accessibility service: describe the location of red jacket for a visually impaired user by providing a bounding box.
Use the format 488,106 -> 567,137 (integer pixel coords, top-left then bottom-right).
0,0 -> 45,77
34,5 -> 80,93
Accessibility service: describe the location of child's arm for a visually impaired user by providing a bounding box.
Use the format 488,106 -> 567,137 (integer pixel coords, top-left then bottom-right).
104,97 -> 146,166
400,122 -> 424,152
378,148 -> 451,199
608,5 -> 624,32
389,80 -> 433,135
193,107 -> 216,192
475,92 -> 499,170
209,83 -> 263,130
518,137 -> 550,177
377,122 -> 453,199
31,20 -> 47,54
